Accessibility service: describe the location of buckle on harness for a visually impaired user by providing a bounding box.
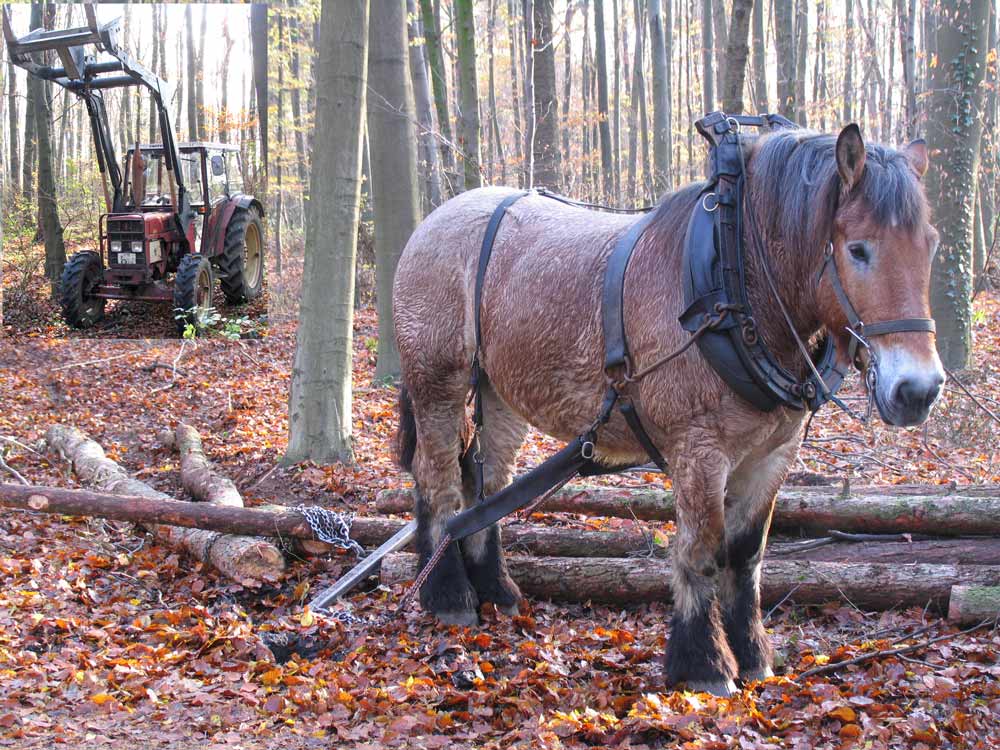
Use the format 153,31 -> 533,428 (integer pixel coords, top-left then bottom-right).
581,441 -> 595,460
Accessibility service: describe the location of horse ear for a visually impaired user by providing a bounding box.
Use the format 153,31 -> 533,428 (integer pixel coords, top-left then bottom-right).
903,138 -> 929,179
835,124 -> 866,191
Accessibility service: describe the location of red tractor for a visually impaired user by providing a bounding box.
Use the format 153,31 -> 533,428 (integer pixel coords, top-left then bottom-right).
3,4 -> 264,334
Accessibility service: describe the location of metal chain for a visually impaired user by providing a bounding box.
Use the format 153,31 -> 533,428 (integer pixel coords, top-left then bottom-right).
293,505 -> 366,559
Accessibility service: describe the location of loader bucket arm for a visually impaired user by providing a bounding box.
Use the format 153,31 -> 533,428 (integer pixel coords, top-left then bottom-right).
2,3 -> 194,238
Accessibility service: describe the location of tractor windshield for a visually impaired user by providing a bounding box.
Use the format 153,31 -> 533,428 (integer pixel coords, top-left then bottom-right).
123,149 -> 206,209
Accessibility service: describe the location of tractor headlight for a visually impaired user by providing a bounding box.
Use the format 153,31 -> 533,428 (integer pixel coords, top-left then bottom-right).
110,241 -> 122,253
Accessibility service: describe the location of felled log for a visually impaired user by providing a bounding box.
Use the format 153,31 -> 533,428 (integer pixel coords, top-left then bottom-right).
376,484 -> 1000,536
44,425 -> 284,585
163,424 -> 286,564
947,586 -> 1000,625
0,482 -> 328,540
164,424 -> 243,507
380,553 -> 1000,610
312,516 -> 1000,565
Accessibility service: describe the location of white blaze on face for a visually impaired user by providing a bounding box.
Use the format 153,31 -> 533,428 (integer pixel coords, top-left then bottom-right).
873,342 -> 946,427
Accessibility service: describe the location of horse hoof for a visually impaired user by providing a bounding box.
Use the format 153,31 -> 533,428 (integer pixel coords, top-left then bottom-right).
739,666 -> 774,684
685,679 -> 738,698
496,602 -> 520,616
436,610 -> 480,627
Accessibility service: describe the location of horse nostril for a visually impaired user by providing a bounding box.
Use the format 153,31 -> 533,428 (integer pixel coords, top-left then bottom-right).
895,376 -> 942,412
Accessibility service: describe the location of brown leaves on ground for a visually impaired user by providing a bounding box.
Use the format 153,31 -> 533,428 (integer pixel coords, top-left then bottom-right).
0,292 -> 999,746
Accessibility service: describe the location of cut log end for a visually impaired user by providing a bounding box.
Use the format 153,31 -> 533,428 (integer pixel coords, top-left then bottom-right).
948,585 -> 1000,625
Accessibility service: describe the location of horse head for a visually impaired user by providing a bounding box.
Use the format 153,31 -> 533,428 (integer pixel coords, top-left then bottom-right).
815,124 -> 945,427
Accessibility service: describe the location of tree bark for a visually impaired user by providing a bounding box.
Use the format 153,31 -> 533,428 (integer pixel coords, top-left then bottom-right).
593,0 -> 613,198
376,484 -> 1000,536
285,0 -> 369,464
7,57 -> 19,193
196,5 -> 208,140
251,4 -> 268,184
701,0 -> 715,113
947,585 -> 1000,625
454,0 -> 482,189
751,0 -> 766,111
774,0 -> 795,119
793,0 -> 808,125
381,553 -> 1000,610
367,0 -> 421,382
843,0 -> 854,122
42,426 -> 284,585
419,0 -> 455,186
531,0 -> 562,189
407,0 -> 443,211
29,1 -> 64,291
721,0 -> 754,114
185,5 -> 198,140
648,0 -> 671,194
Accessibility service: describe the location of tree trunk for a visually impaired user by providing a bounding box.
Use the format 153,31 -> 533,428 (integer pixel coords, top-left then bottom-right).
531,0 -> 562,189
793,0 -> 807,125
368,0 -> 421,382
561,1 -> 575,189
522,0 -> 536,185
285,0 -> 369,464
947,585 -> 1000,625
185,5 -> 198,140
376,484 -> 1000,536
612,0 -> 621,200
454,0 -> 482,189
275,14 -> 286,278
926,0 -> 990,369
7,58 -> 19,193
29,1 -> 64,291
381,553 -> 1000,610
648,0 -> 671,194
843,0 -> 854,122
42,426 -> 285,586
148,6 -> 160,143
251,4 -> 268,184
774,0 -> 795,119
593,0 -> 613,198
751,0 -> 766,110
407,0 -> 443,210
419,0 -> 455,186
196,5 -> 208,140
701,0 -> 715,113
626,0 -> 644,201
721,0 -> 754,114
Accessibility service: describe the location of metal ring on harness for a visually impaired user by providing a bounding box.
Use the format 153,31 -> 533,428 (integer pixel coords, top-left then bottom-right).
580,441 -> 595,460
702,192 -> 719,213
726,117 -> 742,133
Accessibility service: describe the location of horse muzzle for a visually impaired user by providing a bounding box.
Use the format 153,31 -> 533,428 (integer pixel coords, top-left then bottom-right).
872,347 -> 945,427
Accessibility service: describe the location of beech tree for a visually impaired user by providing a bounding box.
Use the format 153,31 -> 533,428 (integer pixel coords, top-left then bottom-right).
531,0 -> 561,189
286,0 -> 369,464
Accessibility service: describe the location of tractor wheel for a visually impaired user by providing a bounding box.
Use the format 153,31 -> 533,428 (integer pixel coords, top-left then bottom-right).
173,254 -> 215,335
219,206 -> 264,304
60,251 -> 106,329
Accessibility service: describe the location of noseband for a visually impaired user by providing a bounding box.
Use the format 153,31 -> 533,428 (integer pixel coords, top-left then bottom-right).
682,112 -> 936,416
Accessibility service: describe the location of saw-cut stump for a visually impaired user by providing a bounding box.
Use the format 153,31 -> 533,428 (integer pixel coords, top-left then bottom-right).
376,484 -> 1000,536
947,585 -> 1000,625
46,424 -> 284,586
380,553 -> 1000,611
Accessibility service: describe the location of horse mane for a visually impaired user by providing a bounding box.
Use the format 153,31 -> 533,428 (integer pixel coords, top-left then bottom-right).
747,129 -> 929,260
648,128 -> 929,265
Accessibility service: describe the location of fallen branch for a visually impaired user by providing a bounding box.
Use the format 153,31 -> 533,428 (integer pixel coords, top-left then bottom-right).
796,618 -> 995,680
380,553 -> 1000,610
376,484 -> 1000,535
43,425 -> 283,586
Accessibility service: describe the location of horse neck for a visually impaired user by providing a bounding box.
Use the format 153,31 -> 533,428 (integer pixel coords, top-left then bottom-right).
741,202 -> 826,375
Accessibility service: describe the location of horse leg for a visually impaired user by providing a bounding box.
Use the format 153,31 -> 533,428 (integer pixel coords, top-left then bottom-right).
459,381 -> 528,614
719,439 -> 800,683
410,391 -> 480,626
664,446 -> 739,697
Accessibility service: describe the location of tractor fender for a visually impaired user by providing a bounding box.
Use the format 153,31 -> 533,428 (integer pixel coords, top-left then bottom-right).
206,195 -> 264,259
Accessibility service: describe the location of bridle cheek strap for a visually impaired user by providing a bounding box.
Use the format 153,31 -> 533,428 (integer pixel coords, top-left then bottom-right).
815,244 -> 936,366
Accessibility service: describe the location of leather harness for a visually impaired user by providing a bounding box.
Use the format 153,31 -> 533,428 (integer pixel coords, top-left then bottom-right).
446,111 -> 935,543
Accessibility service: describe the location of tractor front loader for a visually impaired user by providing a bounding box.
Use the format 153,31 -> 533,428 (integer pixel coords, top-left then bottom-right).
3,4 -> 264,334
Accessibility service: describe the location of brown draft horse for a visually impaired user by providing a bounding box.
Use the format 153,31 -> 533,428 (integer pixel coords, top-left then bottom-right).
392,124 -> 944,696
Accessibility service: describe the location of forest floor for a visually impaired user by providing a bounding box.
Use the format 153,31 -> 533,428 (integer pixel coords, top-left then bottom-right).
0,251 -> 999,747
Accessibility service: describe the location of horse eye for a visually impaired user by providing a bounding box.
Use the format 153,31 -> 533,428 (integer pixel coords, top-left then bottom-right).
847,241 -> 871,263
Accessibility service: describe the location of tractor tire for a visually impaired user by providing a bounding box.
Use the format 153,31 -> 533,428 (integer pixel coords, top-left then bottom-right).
60,251 -> 106,329
173,254 -> 215,335
218,206 -> 264,304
